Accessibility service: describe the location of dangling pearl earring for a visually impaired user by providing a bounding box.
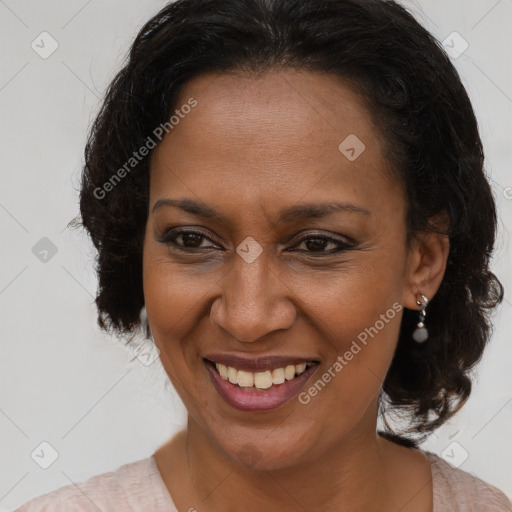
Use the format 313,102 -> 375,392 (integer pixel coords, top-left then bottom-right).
412,292 -> 429,343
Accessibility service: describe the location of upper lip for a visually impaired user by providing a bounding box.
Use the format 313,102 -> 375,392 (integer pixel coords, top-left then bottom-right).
203,354 -> 319,372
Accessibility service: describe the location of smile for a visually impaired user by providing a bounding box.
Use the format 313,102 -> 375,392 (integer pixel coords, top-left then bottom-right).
204,357 -> 319,411
214,361 -> 315,389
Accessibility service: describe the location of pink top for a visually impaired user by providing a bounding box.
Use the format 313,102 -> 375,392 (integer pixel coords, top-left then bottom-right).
16,451 -> 512,511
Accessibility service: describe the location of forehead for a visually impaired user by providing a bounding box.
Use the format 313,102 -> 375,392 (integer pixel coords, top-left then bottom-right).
149,69 -> 402,222
166,68 -> 379,152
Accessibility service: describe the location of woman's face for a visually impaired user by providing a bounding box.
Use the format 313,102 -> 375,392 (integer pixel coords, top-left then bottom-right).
143,69 -> 420,469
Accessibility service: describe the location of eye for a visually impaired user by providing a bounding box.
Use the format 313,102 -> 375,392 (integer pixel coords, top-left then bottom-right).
157,228 -> 220,251
287,233 -> 353,254
157,228 -> 354,255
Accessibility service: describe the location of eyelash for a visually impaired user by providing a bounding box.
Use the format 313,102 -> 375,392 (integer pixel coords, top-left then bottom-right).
157,228 -> 354,255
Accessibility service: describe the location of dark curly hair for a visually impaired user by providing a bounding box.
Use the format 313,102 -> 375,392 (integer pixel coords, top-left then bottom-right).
77,0 -> 503,445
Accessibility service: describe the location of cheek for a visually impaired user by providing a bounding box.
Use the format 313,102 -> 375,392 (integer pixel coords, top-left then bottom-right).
142,255 -> 213,415
292,251 -> 404,343
142,246 -> 210,379
143,241 -> 214,334
293,259 -> 404,406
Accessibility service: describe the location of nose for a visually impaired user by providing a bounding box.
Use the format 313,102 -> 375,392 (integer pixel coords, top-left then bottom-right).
210,253 -> 296,343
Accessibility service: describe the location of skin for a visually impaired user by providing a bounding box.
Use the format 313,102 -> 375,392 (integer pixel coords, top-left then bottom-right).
143,69 -> 450,512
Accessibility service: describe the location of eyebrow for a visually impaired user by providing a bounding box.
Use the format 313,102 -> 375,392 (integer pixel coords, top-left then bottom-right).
152,198 -> 371,222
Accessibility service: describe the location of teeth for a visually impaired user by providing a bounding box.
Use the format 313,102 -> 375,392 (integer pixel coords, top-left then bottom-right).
271,368 -> 285,385
237,370 -> 254,387
295,362 -> 307,375
254,371 -> 273,389
217,364 -> 228,379
284,365 -> 296,380
214,361 -> 314,389
227,366 -> 238,385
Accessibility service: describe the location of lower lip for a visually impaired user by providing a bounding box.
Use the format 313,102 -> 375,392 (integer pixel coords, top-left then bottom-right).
205,361 -> 317,411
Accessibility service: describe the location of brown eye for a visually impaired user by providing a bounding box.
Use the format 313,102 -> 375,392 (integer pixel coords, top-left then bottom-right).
157,229 -> 219,250
290,234 -> 353,254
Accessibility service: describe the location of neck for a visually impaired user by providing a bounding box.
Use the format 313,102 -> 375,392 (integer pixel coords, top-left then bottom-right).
176,416 -> 397,512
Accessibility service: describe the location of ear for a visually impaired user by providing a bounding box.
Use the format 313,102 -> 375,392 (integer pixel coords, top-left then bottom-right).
403,212 -> 450,310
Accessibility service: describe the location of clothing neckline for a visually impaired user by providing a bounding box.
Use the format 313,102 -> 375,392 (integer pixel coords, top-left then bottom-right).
148,450 -> 442,512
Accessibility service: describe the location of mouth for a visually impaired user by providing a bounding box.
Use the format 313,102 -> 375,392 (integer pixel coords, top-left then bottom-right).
203,356 -> 319,411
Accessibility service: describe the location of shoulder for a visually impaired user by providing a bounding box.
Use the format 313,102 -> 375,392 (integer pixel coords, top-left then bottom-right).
15,457 -> 174,512
424,451 -> 512,511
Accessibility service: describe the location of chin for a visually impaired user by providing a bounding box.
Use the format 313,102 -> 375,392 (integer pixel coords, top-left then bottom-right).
209,424 -> 319,472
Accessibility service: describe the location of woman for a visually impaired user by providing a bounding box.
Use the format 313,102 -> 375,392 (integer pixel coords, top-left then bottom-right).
17,0 -> 511,510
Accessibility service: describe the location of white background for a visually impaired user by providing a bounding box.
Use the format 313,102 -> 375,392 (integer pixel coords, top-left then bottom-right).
0,0 -> 511,509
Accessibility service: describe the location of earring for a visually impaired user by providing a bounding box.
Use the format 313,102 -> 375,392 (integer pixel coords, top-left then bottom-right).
412,292 -> 429,343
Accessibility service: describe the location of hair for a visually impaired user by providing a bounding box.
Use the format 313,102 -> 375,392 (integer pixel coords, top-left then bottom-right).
77,0 -> 503,445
